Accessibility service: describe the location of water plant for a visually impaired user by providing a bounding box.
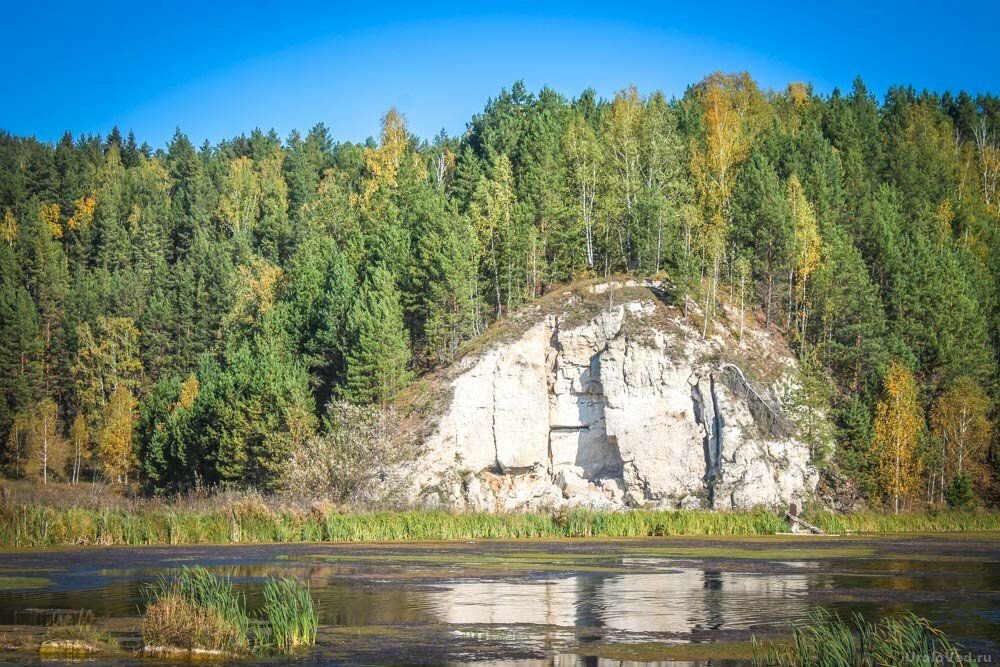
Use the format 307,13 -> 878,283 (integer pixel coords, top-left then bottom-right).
261,577 -> 318,652
752,608 -> 970,666
142,566 -> 250,654
142,566 -> 317,655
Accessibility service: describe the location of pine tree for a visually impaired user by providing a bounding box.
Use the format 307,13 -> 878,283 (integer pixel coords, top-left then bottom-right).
343,266 -> 412,404
0,276 -> 43,452
409,206 -> 478,365
732,151 -> 793,329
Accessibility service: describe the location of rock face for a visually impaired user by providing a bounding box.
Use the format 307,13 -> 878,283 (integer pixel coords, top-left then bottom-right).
403,285 -> 818,511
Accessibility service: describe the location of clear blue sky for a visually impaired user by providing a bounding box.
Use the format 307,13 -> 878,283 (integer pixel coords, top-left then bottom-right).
3,1 -> 998,147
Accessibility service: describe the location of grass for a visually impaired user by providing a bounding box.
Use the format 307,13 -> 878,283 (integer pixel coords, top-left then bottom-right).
805,509 -> 1000,534
2,497 -> 999,547
753,608 -> 970,666
262,577 -> 318,652
142,566 -> 250,654
142,566 -> 316,656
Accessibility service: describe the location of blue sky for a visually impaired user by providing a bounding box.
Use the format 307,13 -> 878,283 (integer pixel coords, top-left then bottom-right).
2,1 -> 998,147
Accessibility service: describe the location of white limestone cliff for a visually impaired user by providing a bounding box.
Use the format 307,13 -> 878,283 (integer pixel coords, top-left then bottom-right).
400,283 -> 818,511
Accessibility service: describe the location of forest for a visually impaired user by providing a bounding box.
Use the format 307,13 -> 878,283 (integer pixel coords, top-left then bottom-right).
0,73 -> 997,510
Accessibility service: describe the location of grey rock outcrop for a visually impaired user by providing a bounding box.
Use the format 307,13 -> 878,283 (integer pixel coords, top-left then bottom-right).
402,286 -> 818,511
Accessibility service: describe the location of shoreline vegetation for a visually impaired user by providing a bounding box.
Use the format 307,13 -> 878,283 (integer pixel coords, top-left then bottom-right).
1,485 -> 997,548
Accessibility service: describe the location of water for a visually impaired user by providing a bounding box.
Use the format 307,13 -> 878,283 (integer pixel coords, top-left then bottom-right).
0,534 -> 996,665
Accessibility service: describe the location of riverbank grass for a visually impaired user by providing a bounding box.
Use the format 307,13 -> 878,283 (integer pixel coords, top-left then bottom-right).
41,610 -> 117,657
1,483 -> 999,547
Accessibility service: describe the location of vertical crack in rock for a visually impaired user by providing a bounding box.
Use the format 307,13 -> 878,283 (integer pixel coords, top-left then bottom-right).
588,347 -> 624,481
709,373 -> 725,507
491,356 -> 502,474
546,323 -> 563,477
690,378 -> 710,501
691,373 -> 724,508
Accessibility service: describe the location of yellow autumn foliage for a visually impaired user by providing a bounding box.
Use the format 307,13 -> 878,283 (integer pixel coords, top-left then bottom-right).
872,361 -> 923,513
40,203 -> 62,239
98,385 -> 137,484
931,377 -> 992,483
68,195 -> 96,231
175,375 -> 201,411
1,209 -> 17,246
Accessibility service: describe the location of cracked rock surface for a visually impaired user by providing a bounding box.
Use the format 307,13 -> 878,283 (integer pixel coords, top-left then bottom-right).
401,294 -> 817,511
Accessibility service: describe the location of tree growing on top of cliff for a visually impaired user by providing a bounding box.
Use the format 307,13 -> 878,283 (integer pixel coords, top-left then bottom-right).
787,174 -> 821,344
343,265 -> 412,405
872,361 -> 923,513
687,72 -> 769,338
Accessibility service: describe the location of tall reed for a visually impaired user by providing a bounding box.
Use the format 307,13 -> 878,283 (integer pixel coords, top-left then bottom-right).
2,500 -> 997,547
142,566 -> 317,655
753,608 -> 969,666
142,566 -> 250,653
261,577 -> 318,653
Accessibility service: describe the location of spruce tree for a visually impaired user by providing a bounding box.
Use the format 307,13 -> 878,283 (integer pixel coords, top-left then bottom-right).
343,265 -> 412,404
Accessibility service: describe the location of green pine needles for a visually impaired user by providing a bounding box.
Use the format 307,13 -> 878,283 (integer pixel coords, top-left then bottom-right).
343,264 -> 413,404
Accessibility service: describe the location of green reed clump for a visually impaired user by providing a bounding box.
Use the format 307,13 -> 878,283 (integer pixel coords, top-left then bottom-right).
753,608 -> 969,666
142,566 -> 317,655
143,566 -> 250,653
261,577 -> 318,653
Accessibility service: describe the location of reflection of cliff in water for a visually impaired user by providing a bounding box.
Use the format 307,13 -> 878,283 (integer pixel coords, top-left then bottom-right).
425,567 -> 812,634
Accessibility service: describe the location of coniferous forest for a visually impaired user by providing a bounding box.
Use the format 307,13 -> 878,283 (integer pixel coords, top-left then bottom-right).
1,74 -> 997,509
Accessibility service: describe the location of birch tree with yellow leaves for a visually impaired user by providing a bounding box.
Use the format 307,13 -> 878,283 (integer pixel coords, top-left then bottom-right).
786,174 -> 821,342
98,384 -> 136,483
472,154 -> 517,318
217,156 -> 262,237
1,209 -> 17,246
688,72 -> 768,337
872,361 -> 923,513
931,377 -> 992,500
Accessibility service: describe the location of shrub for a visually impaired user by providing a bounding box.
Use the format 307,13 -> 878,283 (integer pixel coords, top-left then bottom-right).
282,401 -> 414,503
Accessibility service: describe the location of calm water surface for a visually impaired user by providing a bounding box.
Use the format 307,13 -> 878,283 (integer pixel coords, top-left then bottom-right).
0,534 -> 996,665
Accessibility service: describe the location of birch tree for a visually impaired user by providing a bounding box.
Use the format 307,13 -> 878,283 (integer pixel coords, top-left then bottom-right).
872,361 -> 923,513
